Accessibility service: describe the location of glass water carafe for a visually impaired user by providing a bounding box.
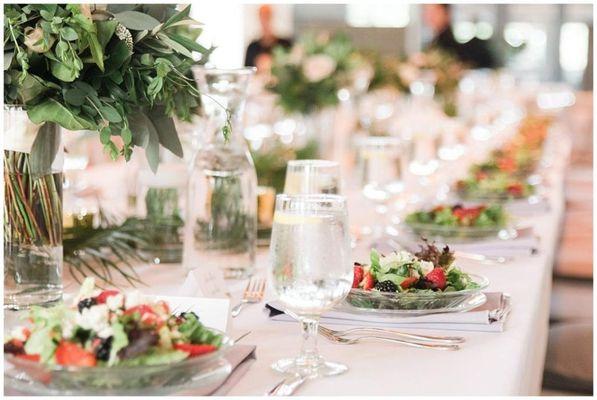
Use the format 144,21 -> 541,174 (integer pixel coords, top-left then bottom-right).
184,68 -> 258,279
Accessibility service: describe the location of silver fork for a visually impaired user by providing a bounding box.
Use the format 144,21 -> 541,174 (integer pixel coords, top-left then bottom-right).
318,325 -> 465,344
318,328 -> 460,350
231,278 -> 266,318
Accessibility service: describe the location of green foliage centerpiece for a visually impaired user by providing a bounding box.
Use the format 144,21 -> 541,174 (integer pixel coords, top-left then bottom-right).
3,4 -> 210,308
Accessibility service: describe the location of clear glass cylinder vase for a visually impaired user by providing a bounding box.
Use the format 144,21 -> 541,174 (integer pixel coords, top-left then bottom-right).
184,68 -> 258,279
4,106 -> 63,309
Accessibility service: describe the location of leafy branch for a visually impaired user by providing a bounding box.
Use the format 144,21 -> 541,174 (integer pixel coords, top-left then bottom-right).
4,4 -> 215,172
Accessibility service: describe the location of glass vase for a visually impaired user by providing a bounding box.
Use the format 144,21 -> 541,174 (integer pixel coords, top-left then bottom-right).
184,67 -> 258,279
4,107 -> 63,309
136,163 -> 187,264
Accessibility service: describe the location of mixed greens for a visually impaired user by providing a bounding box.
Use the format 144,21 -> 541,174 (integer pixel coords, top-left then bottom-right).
456,172 -> 534,200
352,241 -> 480,293
4,278 -> 222,367
405,203 -> 507,228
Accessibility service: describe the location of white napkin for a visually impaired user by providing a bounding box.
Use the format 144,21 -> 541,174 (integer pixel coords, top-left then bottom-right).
505,195 -> 551,216
266,292 -> 510,333
392,227 -> 539,257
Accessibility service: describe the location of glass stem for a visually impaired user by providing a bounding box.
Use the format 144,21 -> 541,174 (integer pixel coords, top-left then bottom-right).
298,316 -> 321,368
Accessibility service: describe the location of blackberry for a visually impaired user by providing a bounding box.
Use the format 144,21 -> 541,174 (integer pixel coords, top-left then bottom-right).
77,297 -> 97,313
95,336 -> 113,361
415,278 -> 432,290
4,340 -> 25,355
374,280 -> 398,292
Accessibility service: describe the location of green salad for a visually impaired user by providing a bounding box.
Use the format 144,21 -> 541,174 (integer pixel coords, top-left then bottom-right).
456,172 -> 534,200
4,278 -> 223,367
352,242 -> 480,293
405,204 -> 507,228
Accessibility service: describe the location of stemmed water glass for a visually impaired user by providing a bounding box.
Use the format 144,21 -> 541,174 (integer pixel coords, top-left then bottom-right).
355,136 -> 405,237
283,159 -> 340,195
269,194 -> 352,378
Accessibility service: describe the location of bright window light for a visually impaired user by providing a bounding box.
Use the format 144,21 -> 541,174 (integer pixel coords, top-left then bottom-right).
346,3 -> 410,28
559,22 -> 589,72
504,22 -> 547,72
476,22 -> 493,40
454,21 -> 476,43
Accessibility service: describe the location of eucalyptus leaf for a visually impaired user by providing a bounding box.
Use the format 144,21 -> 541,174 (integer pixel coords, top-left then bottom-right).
162,4 -> 191,29
145,120 -> 161,173
29,122 -> 61,177
86,32 -> 104,71
63,87 -> 86,106
127,111 -> 160,149
156,33 -> 192,58
96,20 -> 118,50
28,99 -> 95,130
114,11 -> 160,31
169,33 -> 209,54
60,26 -> 78,41
18,74 -> 48,103
147,108 -> 183,158
100,104 -> 122,123
50,60 -> 78,82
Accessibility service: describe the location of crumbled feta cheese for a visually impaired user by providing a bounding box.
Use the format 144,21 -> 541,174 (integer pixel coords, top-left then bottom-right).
381,250 -> 414,267
62,319 -> 75,339
124,291 -> 142,309
97,326 -> 114,339
76,304 -> 110,332
420,260 -> 435,275
106,293 -> 124,311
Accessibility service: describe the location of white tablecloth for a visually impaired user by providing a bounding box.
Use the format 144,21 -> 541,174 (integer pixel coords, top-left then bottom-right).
10,115 -> 571,396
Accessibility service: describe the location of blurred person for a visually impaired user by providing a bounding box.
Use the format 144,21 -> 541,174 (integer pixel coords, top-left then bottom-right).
423,4 -> 498,69
244,4 -> 292,72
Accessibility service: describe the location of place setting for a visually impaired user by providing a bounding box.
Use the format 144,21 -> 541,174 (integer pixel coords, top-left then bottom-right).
2,2 -> 591,397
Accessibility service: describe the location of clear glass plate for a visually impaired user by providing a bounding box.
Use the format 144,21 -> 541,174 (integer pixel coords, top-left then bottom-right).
4,333 -> 233,395
343,274 -> 489,315
403,221 -> 509,240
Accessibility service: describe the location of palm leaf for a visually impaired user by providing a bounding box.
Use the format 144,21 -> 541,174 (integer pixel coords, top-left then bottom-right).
63,213 -> 150,288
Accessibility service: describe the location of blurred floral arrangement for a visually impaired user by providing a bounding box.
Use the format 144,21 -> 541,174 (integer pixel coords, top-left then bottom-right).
4,4 -> 215,172
268,32 -> 361,114
359,48 -> 465,117
399,49 -> 465,116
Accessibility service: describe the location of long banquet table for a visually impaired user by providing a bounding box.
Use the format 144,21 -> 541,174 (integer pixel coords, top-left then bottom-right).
41,116 -> 572,396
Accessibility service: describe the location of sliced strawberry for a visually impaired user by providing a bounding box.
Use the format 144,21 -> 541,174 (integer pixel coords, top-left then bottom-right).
507,183 -> 523,197
16,353 -> 40,362
425,268 -> 447,291
174,343 -> 217,357
361,272 -> 375,290
96,290 -> 120,304
55,341 -> 97,367
400,276 -> 418,289
352,264 -> 364,288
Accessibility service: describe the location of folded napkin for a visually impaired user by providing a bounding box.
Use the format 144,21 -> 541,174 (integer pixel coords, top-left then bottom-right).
392,226 -> 539,258
178,344 -> 256,396
505,195 -> 551,217
265,293 -> 510,333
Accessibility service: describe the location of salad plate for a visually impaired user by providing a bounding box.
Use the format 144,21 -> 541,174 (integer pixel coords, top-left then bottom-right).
4,279 -> 233,395
403,203 -> 514,241
346,242 -> 489,314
